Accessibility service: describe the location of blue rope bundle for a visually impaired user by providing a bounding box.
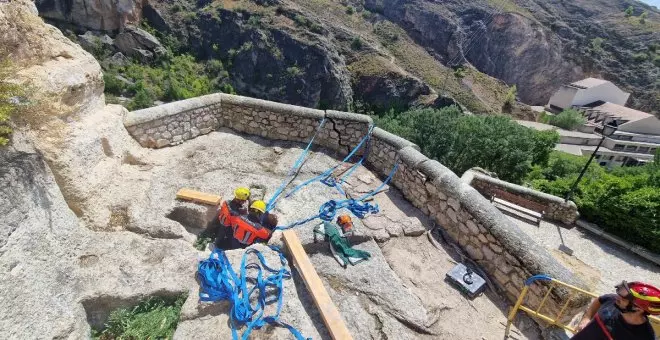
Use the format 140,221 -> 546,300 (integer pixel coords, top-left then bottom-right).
197,246 -> 309,340
275,162 -> 399,231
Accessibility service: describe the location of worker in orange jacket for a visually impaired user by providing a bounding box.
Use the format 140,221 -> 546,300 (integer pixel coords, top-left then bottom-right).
226,200 -> 277,249
213,187 -> 251,248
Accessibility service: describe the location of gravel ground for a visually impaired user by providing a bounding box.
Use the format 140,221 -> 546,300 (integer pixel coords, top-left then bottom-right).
510,217 -> 660,294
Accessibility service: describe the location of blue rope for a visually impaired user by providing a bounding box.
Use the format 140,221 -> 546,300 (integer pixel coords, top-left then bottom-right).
198,246 -> 309,340
266,118 -> 327,213
524,274 -> 552,286
285,125 -> 375,199
275,160 -> 399,231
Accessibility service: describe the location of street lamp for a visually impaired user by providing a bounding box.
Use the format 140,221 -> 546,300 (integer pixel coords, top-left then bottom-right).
564,121 -> 618,202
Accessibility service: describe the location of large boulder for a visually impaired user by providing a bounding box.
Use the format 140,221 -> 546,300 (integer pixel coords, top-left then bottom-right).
0,146 -> 198,339
0,0 -> 105,119
113,25 -> 165,59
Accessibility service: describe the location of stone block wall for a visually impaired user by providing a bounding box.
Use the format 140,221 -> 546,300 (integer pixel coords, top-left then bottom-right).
124,93 -> 222,148
123,93 -> 590,324
463,170 -> 579,225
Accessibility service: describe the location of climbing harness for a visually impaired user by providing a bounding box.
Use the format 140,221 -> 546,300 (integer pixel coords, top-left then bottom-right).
198,246 -> 309,340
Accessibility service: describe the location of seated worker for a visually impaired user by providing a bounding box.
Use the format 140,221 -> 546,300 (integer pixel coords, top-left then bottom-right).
313,215 -> 370,268
571,281 -> 659,340
213,187 -> 250,248
247,200 -> 278,230
226,201 -> 275,249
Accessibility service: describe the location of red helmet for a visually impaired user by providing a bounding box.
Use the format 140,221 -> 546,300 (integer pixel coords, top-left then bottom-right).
629,282 -> 660,315
619,281 -> 660,315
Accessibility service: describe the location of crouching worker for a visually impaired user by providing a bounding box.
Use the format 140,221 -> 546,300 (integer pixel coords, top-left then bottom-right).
224,200 -> 277,249
313,215 -> 370,268
213,187 -> 251,248
247,200 -> 278,230
571,281 -> 659,340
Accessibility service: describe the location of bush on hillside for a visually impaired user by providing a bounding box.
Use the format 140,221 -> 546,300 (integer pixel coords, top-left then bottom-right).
547,109 -> 586,130
529,152 -> 660,253
633,52 -> 649,62
351,37 -> 363,50
375,106 -> 560,183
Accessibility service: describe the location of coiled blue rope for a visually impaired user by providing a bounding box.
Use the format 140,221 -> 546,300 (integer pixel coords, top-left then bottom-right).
198,246 -> 309,340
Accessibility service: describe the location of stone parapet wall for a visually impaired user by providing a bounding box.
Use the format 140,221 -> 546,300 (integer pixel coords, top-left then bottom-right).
123,93 -> 590,323
124,93 -> 222,148
463,170 -> 579,225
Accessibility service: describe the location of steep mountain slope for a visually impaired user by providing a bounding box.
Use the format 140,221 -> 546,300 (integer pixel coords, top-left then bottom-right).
357,0 -> 659,113
34,0 -> 660,115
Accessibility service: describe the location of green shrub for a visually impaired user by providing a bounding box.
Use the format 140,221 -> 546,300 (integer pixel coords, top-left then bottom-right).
649,43 -> 659,53
502,84 -> 517,110
633,52 -> 649,62
654,55 -> 660,67
624,5 -> 634,17
640,11 -> 648,24
0,57 -> 21,146
591,37 -> 604,53
93,295 -> 186,340
103,72 -> 126,96
345,5 -> 355,15
375,106 -> 559,183
286,66 -> 303,77
128,83 -> 155,110
529,152 -> 660,253
351,37 -> 363,50
453,67 -> 466,79
547,108 -> 586,130
222,83 -> 236,94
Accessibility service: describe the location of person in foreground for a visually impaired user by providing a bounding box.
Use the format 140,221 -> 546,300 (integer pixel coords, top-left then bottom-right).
571,281 -> 659,340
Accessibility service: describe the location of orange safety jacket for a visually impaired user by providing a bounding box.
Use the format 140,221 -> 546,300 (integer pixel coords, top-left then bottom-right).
230,216 -> 271,246
218,201 -> 271,245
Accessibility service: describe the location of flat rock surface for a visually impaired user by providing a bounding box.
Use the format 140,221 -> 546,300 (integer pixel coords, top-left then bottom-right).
380,235 -> 541,340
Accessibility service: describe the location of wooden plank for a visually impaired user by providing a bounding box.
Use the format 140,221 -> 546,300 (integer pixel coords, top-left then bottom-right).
282,230 -> 353,340
651,316 -> 660,339
175,188 -> 222,206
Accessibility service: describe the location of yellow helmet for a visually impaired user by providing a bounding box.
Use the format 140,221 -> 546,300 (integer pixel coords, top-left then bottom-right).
250,200 -> 266,214
234,187 -> 250,201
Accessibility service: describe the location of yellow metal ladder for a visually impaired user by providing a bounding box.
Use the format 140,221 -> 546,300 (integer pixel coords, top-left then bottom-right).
505,275 -> 660,339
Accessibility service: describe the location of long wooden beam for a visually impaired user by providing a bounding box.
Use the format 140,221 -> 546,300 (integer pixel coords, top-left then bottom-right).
282,230 -> 353,340
175,188 -> 222,206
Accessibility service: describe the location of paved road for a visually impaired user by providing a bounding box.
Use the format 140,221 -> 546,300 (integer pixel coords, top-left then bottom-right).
510,216 -> 660,294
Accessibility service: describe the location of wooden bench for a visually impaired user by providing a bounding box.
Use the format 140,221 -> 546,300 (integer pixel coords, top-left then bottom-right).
489,188 -> 545,225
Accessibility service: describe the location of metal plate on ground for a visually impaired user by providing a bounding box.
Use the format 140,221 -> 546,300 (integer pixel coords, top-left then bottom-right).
446,263 -> 487,299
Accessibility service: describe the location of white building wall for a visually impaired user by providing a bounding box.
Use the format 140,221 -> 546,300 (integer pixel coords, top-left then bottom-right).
547,86 -> 578,110
571,83 -> 630,107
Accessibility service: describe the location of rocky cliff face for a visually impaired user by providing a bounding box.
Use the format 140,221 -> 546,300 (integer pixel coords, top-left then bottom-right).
30,0 -> 660,114
35,0 -> 143,31
186,9 -> 354,109
363,0 -> 659,112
